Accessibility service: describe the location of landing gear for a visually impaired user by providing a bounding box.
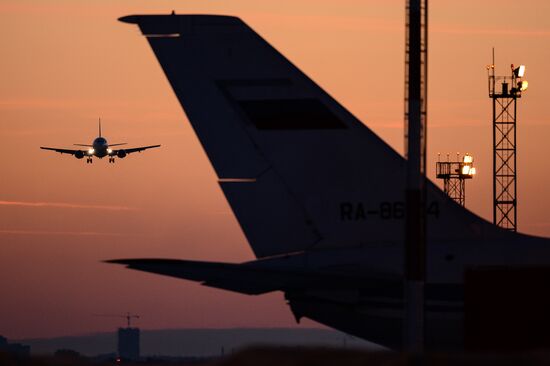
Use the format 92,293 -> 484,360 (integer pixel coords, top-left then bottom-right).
109,157 -> 115,163
86,158 -> 93,164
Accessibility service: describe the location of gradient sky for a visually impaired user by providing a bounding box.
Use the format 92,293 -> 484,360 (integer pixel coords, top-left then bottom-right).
1,0 -> 550,339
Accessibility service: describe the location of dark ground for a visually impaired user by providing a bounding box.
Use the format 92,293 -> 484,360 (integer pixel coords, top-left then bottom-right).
5,347 -> 550,366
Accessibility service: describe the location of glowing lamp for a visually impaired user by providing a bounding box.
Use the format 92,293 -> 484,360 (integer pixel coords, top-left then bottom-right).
88,148 -> 95,155
107,148 -> 113,154
513,65 -> 525,78
518,80 -> 528,91
463,154 -> 473,164
461,165 -> 476,176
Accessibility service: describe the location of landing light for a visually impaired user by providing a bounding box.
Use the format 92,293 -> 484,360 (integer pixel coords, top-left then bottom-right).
107,148 -> 113,154
88,149 -> 95,155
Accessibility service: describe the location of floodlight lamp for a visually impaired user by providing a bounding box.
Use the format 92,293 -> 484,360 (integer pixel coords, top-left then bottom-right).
518,80 -> 529,91
463,154 -> 473,164
470,167 -> 476,175
461,165 -> 470,175
513,65 -> 526,78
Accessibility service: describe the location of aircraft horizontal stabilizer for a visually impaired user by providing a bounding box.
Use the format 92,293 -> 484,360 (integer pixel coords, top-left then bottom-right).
107,258 -> 278,294
106,258 -> 397,295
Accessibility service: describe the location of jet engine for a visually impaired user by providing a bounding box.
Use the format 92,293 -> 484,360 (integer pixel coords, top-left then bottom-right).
117,150 -> 127,159
75,151 -> 85,159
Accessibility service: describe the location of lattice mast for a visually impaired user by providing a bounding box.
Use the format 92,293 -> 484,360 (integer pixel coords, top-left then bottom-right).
488,50 -> 528,232
404,0 -> 428,351
436,153 -> 476,206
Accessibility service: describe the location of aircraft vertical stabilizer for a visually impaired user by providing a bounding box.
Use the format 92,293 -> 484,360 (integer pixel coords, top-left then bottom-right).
119,14 -> 516,258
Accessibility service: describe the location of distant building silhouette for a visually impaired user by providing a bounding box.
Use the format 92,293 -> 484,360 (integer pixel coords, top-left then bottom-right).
0,335 -> 30,357
54,348 -> 81,359
118,328 -> 140,360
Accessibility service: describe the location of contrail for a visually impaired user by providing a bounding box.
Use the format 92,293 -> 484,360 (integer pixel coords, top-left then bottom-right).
432,26 -> 550,37
0,200 -> 136,211
0,230 -> 128,237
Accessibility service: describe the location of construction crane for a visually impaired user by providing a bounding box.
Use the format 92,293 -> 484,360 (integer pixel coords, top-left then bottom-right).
93,312 -> 140,328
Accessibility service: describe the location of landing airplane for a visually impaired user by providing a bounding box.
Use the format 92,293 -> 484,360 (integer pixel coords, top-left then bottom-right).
40,120 -> 160,163
109,14 -> 550,350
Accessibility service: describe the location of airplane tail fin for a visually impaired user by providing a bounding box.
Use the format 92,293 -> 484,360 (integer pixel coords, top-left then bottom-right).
120,14 -> 514,258
98,118 -> 102,137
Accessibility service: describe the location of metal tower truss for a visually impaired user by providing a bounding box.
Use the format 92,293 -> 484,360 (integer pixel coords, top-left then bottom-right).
493,95 -> 517,231
436,154 -> 476,207
404,0 -> 428,351
488,55 -> 526,232
404,0 -> 428,170
444,177 -> 465,206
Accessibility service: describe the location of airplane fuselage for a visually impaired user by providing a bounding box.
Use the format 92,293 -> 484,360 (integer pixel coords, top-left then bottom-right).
90,137 -> 111,158
256,235 -> 550,349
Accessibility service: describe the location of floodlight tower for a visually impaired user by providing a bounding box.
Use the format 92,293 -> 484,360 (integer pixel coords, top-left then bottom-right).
436,153 -> 476,206
487,50 -> 528,232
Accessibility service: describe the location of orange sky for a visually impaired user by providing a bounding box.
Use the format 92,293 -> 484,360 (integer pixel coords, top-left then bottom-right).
1,0 -> 550,339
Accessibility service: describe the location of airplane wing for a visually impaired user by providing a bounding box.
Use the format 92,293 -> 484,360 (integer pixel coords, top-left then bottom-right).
106,258 -> 398,295
113,144 -> 160,155
40,147 -> 87,156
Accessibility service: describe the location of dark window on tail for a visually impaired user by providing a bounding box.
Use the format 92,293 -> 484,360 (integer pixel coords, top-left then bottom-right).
239,99 -> 347,130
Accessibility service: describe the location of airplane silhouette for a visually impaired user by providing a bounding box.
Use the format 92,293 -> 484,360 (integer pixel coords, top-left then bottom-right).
109,14 -> 550,350
41,119 -> 160,163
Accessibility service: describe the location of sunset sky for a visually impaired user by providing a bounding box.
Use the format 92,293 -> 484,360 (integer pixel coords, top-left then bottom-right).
1,0 -> 550,339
